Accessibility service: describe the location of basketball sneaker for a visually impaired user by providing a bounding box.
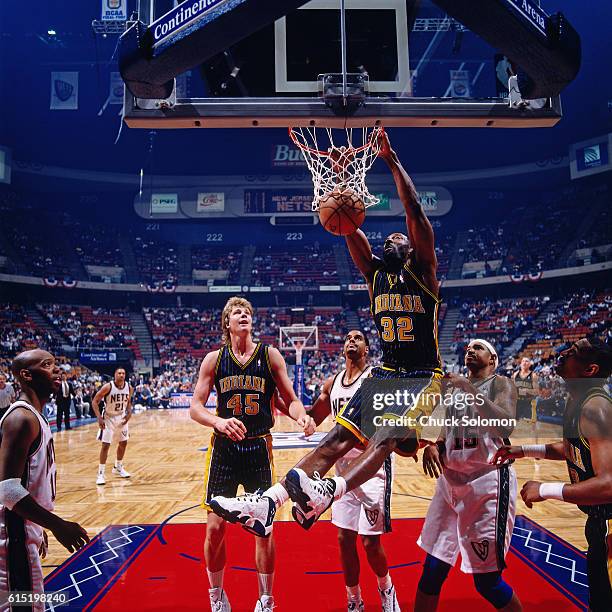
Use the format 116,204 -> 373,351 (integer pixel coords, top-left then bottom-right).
379,585 -> 399,611
112,465 -> 131,478
210,492 -> 276,538
285,468 -> 336,525
348,601 -> 364,612
96,472 -> 106,486
209,587 -> 231,612
254,595 -> 274,611
290,504 -> 317,531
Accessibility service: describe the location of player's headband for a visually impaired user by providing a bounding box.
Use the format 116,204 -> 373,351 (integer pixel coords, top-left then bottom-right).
468,339 -> 498,362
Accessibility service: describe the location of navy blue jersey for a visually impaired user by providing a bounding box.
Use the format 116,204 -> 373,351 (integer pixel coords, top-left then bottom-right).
371,263 -> 442,371
214,343 -> 276,437
563,386 -> 612,519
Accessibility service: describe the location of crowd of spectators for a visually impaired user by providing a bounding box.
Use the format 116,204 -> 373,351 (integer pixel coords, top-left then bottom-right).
251,245 -> 338,288
191,247 -> 242,284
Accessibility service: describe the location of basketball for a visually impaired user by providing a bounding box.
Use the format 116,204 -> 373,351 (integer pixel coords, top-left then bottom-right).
318,187 -> 366,236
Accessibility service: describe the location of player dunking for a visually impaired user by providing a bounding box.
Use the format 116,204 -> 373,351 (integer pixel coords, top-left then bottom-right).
415,339 -> 522,611
92,367 -> 132,485
308,329 -> 399,611
493,337 -> 612,612
211,131 -> 442,560
0,350 -> 89,610
190,297 -> 315,612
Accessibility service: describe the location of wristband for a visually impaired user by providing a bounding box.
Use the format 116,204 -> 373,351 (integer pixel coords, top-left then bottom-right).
0,478 -> 29,510
539,482 -> 565,501
523,444 -> 546,458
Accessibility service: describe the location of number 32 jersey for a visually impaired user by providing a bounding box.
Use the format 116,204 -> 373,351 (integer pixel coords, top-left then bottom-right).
214,343 -> 277,437
372,263 -> 442,371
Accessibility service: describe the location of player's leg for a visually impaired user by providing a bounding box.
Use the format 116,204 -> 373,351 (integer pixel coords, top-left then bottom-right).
97,426 -> 111,485
338,528 -> 363,610
415,476 -> 459,611
354,456 -> 398,610
457,467 -> 521,610
202,436 -> 237,611
112,419 -> 130,478
204,512 -> 231,611
254,535 -> 275,611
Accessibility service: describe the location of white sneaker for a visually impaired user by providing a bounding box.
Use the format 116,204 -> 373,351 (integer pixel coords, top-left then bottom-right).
285,468 -> 335,526
254,595 -> 274,611
112,466 -> 131,478
96,472 -> 106,485
379,585 -> 400,612
210,493 -> 276,537
209,587 -> 231,612
348,601 -> 364,612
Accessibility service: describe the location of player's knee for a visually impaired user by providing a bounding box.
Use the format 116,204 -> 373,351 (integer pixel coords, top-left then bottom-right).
473,572 -> 513,609
360,534 -> 381,555
322,425 -> 356,455
205,519 -> 226,544
417,554 -> 451,596
337,529 -> 357,550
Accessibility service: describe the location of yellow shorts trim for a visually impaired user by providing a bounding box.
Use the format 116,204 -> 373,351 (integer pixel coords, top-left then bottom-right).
201,434 -> 216,511
336,414 -> 369,446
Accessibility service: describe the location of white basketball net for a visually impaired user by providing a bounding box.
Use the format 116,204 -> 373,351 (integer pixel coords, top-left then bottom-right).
289,126 -> 384,211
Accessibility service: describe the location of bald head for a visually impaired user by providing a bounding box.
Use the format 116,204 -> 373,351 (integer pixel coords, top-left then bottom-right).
11,349 -> 53,380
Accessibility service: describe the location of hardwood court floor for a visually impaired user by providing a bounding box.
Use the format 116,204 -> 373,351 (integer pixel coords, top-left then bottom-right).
44,410 -> 586,575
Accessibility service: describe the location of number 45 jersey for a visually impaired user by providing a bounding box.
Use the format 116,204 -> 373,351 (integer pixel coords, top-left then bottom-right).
214,343 -> 277,437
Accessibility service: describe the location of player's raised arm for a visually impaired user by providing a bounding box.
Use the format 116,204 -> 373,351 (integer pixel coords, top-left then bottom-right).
267,347 -> 315,436
309,375 -> 334,426
344,230 -> 381,284
190,350 -> 247,441
378,131 -> 437,289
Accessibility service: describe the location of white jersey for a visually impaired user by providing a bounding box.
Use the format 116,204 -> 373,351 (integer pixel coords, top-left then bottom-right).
330,366 -> 372,461
0,401 -> 55,606
104,381 -> 131,417
442,374 -> 509,481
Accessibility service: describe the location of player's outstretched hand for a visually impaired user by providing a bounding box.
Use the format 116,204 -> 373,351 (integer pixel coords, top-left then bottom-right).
422,444 -> 443,479
520,480 -> 544,509
490,445 -> 524,465
297,415 -> 316,437
52,519 -> 90,553
215,417 -> 247,441
376,129 -> 393,162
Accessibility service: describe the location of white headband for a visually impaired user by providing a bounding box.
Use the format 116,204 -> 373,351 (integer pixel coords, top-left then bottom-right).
468,339 -> 498,362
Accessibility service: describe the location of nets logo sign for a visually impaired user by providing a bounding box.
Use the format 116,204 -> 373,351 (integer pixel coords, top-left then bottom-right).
581,145 -> 603,169
151,193 -> 178,214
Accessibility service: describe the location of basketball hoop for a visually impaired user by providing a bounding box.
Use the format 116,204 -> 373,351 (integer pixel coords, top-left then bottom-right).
279,325 -> 318,366
289,126 -> 384,211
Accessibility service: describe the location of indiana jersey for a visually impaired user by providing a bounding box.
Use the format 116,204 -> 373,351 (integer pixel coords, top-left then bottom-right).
564,386 -> 612,519
214,343 -> 276,437
443,375 -> 510,481
371,263 -> 441,371
104,380 -> 131,416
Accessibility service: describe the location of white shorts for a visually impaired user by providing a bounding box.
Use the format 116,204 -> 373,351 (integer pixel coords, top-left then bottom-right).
97,414 -> 129,444
418,465 -> 517,573
331,451 -> 393,536
0,508 -> 44,612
